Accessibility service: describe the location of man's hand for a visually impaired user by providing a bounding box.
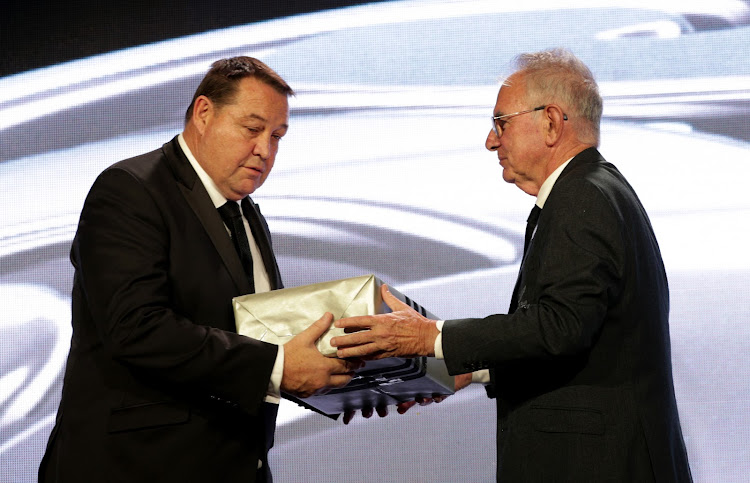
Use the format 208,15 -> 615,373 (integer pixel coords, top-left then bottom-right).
281,312 -> 361,398
331,285 -> 439,360
341,373 -> 474,424
342,404 -> 390,424
341,398 -> 435,424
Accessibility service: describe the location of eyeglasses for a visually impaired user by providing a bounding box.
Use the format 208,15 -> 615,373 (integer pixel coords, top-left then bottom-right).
491,105 -> 567,136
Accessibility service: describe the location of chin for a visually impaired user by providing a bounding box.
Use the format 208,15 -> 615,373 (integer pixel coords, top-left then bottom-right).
238,183 -> 261,197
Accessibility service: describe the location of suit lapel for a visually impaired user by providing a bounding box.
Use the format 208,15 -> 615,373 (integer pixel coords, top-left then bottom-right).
163,137 -> 253,295
508,147 -> 602,313
508,238 -> 533,314
497,148 -> 604,389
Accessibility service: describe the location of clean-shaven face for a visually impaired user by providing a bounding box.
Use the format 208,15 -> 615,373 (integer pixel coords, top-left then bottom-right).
194,76 -> 289,200
485,74 -> 545,195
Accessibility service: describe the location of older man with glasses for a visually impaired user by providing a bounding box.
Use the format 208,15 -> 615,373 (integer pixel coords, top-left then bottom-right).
332,48 -> 692,482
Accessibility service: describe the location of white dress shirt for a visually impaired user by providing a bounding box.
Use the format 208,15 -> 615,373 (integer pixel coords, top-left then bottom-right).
178,134 -> 283,404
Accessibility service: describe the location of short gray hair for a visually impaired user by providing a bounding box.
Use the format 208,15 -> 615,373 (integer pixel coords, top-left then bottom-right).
512,48 -> 602,145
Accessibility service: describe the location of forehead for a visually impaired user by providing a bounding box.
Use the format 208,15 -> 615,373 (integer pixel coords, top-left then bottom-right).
225,77 -> 289,122
494,74 -> 526,114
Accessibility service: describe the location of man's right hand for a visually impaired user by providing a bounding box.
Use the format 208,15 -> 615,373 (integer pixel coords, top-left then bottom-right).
281,312 -> 361,398
342,372 -> 474,424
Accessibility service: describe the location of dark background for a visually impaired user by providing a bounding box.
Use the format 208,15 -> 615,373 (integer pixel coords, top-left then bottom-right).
1,0 -> 385,76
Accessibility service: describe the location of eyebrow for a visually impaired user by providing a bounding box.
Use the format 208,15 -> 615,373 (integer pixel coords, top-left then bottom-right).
240,113 -> 267,122
240,113 -> 288,130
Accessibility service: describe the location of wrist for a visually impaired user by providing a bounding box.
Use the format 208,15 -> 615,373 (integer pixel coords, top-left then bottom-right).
421,320 -> 439,357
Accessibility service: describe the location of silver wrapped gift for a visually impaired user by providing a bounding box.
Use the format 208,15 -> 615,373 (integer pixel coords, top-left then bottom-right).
233,274 -> 454,416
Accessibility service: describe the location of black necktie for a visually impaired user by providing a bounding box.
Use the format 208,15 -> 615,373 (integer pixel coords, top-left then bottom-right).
240,198 -> 278,291
218,201 -> 255,292
523,204 -> 542,257
509,204 -> 542,314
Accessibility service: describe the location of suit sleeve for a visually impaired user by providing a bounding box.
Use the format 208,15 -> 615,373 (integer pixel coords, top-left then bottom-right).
442,178 -> 623,375
72,167 -> 277,416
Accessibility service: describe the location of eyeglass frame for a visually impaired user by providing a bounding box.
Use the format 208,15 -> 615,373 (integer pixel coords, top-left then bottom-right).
491,105 -> 568,136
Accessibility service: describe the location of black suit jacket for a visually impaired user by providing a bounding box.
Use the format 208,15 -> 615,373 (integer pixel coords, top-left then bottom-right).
443,148 -> 691,482
40,136 -> 283,482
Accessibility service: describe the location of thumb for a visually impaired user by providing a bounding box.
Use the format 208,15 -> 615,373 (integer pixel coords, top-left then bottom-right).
299,312 -> 334,343
381,284 -> 410,312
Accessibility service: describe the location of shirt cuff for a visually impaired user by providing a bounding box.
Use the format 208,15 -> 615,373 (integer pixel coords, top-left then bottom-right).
434,320 -> 489,385
471,369 -> 491,384
434,320 -> 445,359
265,344 -> 283,404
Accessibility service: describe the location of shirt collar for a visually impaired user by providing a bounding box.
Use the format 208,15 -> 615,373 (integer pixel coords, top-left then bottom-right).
178,133 -> 235,209
536,157 -> 574,209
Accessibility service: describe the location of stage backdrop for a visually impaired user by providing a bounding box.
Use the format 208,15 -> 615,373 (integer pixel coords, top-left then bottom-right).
2,1 -> 750,481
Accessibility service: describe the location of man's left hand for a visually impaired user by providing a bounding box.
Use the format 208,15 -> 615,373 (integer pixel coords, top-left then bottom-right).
331,284 -> 439,360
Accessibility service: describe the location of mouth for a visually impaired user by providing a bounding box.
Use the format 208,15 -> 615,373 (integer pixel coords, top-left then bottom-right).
243,166 -> 264,177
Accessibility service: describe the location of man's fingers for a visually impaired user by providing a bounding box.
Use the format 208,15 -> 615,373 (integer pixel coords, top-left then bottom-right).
381,284 -> 411,312
343,358 -> 365,371
336,344 -> 386,360
343,399 -> 439,422
343,410 -> 356,425
327,374 -> 354,388
333,314 -> 374,332
298,312 -> 334,343
330,329 -> 374,349
324,358 -> 361,377
396,400 -> 417,414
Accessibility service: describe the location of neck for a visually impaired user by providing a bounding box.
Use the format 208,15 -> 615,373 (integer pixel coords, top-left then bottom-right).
543,143 -> 592,180
181,125 -> 198,155
515,179 -> 541,197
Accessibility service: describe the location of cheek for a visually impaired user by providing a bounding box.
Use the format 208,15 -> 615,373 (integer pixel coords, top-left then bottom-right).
504,139 -> 526,160
227,142 -> 254,165
262,158 -> 276,181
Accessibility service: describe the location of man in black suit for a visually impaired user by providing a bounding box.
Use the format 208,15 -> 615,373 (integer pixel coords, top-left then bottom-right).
39,57 -> 358,482
332,49 -> 692,481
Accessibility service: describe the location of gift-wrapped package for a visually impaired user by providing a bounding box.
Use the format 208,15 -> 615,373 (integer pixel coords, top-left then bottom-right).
233,274 -> 454,416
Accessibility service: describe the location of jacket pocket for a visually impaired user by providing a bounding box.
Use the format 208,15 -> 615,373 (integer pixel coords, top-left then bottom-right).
530,405 -> 604,435
107,401 -> 190,433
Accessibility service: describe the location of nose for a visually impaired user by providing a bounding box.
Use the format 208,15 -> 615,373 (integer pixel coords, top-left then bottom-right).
252,133 -> 272,160
485,128 -> 500,151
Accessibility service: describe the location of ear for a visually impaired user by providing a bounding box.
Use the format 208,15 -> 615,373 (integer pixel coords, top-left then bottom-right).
191,95 -> 213,135
543,105 -> 566,146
